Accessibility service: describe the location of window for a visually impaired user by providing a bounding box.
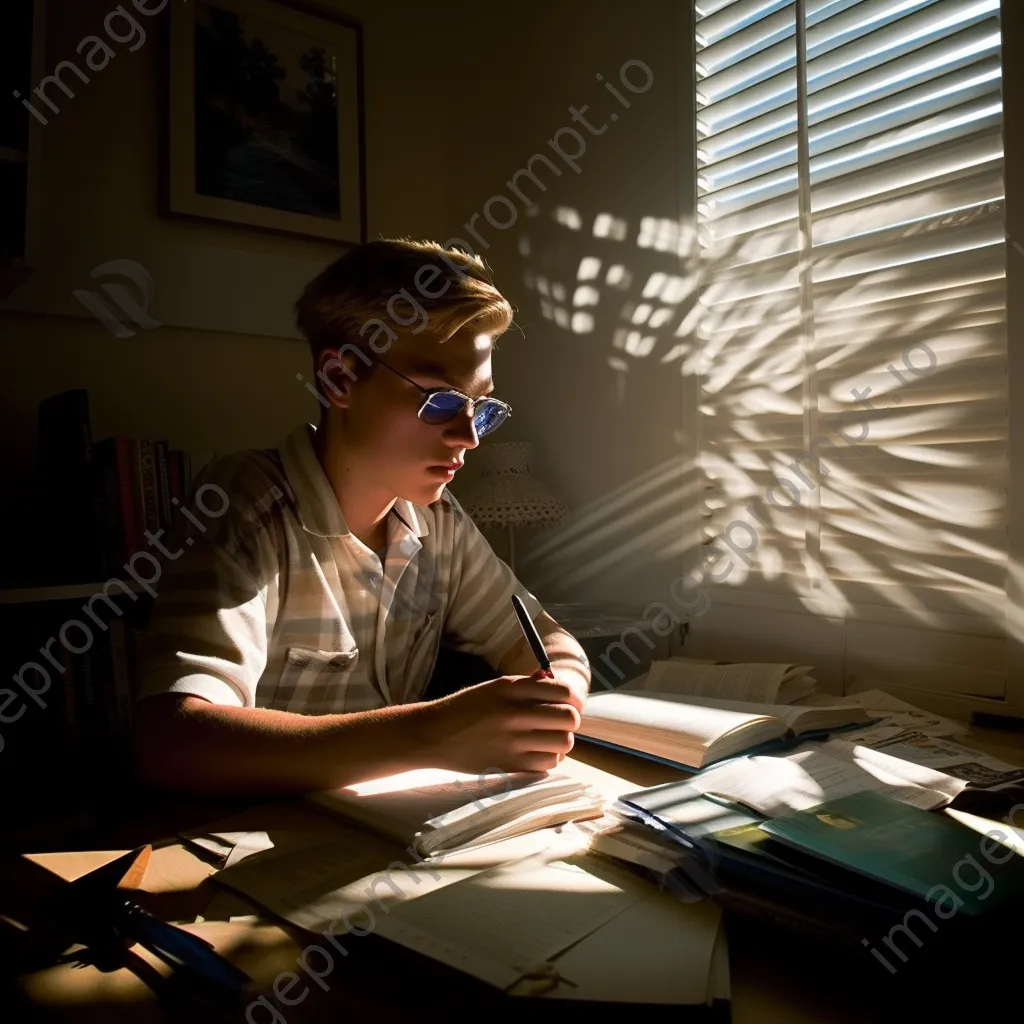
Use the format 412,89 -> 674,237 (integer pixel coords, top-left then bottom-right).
692,0 -> 1013,707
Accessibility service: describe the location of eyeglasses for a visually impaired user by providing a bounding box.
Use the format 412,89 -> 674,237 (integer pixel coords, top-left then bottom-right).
374,357 -> 512,438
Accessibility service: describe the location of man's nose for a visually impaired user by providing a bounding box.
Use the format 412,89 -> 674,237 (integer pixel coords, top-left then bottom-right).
444,406 -> 480,449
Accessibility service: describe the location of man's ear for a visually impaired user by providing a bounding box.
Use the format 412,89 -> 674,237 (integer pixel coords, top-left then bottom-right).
316,346 -> 371,408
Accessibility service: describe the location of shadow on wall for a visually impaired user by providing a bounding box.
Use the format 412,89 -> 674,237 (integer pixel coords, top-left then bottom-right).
500,194 -> 1004,641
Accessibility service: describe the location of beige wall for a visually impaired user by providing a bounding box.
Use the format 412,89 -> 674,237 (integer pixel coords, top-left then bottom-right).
443,1 -> 699,610
1,0 -> 453,467
1,0 -> 698,611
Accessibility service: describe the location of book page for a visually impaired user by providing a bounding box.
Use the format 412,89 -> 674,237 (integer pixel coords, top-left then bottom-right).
642,660 -> 790,703
689,745 -> 964,817
581,691 -> 775,753
628,693 -> 854,729
309,769 -> 566,847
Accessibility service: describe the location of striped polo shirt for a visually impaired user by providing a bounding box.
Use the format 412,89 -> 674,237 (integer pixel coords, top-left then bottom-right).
137,423 -> 544,714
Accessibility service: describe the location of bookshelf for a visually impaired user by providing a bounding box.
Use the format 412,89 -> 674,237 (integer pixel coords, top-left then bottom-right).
4,378 -> 210,850
0,581 -> 152,852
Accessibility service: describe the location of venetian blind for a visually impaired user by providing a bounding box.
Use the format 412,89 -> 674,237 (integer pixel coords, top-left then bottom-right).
693,0 -> 1008,696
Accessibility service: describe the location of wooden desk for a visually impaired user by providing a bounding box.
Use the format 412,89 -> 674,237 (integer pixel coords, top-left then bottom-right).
2,741 -> 1021,1023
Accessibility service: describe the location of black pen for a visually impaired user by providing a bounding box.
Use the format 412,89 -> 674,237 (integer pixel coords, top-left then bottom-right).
511,594 -> 553,678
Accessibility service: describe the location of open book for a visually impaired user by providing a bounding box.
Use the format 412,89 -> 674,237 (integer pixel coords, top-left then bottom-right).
639,658 -> 817,705
579,691 -> 873,769
308,768 -> 605,858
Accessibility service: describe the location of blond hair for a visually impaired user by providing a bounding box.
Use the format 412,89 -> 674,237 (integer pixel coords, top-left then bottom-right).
295,238 -> 515,375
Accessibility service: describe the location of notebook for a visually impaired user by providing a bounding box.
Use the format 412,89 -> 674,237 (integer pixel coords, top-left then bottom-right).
578,690 -> 873,769
307,767 -> 605,858
759,790 -> 1024,914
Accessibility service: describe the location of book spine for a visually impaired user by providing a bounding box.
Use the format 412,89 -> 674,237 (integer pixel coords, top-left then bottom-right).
87,454 -> 110,579
126,625 -> 144,704
77,642 -> 97,766
155,440 -> 172,533
168,449 -> 185,507
60,646 -> 79,759
37,389 -> 103,582
137,439 -> 160,543
94,441 -> 123,577
113,438 -> 139,565
108,617 -> 132,740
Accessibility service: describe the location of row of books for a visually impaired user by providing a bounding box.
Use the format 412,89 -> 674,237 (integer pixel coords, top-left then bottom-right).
55,615 -> 143,761
37,388 -> 213,582
1,613 -> 146,852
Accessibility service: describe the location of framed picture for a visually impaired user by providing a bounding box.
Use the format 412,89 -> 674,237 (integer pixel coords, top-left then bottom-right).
163,0 -> 365,245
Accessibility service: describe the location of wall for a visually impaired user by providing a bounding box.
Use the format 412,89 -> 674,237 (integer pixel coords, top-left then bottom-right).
1,0 -> 699,616
0,0 -> 457,580
443,0 -> 699,612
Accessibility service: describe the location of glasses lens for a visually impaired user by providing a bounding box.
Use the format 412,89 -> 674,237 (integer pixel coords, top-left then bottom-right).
419,391 -> 467,425
474,399 -> 510,438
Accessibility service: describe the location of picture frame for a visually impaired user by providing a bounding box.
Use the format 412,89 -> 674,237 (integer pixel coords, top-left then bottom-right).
163,0 -> 366,245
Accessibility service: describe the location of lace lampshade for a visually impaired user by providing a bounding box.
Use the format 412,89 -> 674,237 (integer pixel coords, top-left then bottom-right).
455,442 -> 567,570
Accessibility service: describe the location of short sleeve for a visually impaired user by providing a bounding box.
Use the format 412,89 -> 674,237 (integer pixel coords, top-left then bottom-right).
443,494 -> 545,667
136,455 -> 280,708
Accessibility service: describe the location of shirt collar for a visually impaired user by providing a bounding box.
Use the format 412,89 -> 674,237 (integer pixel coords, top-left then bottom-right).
278,423 -> 430,540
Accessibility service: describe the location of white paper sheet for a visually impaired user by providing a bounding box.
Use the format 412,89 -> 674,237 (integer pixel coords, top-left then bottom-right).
373,856 -> 641,990
861,730 -> 1024,787
841,690 -> 967,740
690,743 -> 965,817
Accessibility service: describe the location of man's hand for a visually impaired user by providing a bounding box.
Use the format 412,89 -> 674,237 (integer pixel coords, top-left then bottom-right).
411,672 -> 581,773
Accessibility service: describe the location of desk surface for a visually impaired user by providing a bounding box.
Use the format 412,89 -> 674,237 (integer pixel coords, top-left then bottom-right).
3,738 -> 1023,1023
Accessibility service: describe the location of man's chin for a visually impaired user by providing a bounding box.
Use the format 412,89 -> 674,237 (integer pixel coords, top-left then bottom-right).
401,479 -> 449,506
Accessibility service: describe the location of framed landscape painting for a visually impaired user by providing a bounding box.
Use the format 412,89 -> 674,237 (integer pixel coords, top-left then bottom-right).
164,0 -> 365,244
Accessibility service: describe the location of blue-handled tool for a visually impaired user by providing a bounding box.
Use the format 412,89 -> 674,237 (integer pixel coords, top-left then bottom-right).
55,844 -> 251,994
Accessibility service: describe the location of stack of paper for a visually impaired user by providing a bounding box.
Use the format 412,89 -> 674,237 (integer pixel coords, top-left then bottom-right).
307,768 -> 605,857
687,741 -> 968,817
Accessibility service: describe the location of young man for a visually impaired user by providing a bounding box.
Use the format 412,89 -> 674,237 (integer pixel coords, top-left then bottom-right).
133,238 -> 590,795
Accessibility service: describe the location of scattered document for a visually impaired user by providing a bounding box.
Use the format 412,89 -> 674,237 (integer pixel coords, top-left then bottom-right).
688,743 -> 967,818
839,689 -> 967,741
539,890 -> 726,1004
852,730 -> 1024,788
373,855 -> 642,990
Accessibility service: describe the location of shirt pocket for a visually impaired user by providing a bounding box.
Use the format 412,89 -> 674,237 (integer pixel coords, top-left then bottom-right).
274,646 -> 380,714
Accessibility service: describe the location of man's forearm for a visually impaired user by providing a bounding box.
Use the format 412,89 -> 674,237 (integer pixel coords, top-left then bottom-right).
134,694 -> 435,796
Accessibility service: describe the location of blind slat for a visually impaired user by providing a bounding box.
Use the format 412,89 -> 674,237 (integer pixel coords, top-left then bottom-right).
694,0 -> 1007,632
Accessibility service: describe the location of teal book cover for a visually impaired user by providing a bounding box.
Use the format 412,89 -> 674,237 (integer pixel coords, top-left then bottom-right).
759,790 -> 1024,915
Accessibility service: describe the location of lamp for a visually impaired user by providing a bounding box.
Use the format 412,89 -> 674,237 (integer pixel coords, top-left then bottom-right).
455,442 -> 568,572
